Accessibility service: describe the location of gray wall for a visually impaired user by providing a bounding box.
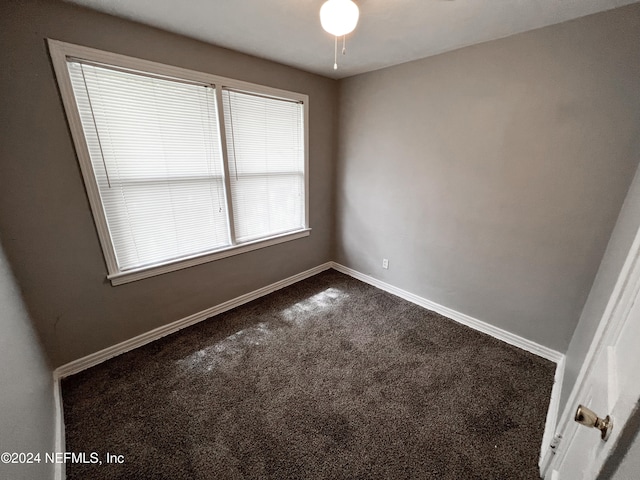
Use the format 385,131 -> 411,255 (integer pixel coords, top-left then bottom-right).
335,4 -> 640,352
1,0 -> 639,388
561,164 -> 640,415
0,241 -> 55,480
0,0 -> 337,367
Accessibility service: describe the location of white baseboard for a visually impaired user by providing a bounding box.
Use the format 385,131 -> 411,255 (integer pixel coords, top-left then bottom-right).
55,260 -> 563,378
53,259 -> 564,480
53,372 -> 65,480
330,262 -> 565,473
330,261 -> 565,473
539,356 -> 565,475
54,262 -> 333,378
330,262 -> 563,363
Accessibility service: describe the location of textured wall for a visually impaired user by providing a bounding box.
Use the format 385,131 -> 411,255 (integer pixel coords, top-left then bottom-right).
335,4 -> 640,352
0,0 -> 337,367
0,241 -> 54,479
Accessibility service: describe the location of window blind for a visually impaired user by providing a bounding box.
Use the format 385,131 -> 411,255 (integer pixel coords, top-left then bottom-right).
222,89 -> 305,243
68,61 -> 230,271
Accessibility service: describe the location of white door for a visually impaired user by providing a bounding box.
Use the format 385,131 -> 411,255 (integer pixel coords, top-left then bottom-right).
547,231 -> 640,479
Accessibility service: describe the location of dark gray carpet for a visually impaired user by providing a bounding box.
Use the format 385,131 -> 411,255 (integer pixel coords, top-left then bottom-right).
62,269 -> 555,479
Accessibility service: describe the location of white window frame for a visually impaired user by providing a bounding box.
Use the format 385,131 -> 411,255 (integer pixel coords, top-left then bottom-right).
48,39 -> 310,286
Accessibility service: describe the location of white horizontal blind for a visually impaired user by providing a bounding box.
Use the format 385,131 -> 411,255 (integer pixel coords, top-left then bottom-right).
222,89 -> 305,243
67,61 -> 230,271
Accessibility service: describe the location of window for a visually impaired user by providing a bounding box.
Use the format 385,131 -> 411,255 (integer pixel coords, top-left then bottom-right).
49,40 -> 309,285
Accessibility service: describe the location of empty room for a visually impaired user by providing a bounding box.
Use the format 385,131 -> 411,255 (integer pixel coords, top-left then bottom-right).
2,0 -> 640,478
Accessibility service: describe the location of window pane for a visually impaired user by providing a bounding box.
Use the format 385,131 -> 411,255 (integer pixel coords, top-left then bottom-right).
68,61 -> 230,270
223,89 -> 305,243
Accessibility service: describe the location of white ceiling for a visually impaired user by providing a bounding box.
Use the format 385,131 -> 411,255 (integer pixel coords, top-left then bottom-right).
67,0 -> 639,79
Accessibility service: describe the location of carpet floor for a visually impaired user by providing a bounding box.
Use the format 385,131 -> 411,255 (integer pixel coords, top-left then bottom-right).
62,269 -> 555,479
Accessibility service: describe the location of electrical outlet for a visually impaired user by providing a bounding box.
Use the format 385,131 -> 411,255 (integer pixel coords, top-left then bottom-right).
382,258 -> 389,269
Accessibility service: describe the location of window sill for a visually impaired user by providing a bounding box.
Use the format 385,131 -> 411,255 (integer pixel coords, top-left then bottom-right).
107,228 -> 311,286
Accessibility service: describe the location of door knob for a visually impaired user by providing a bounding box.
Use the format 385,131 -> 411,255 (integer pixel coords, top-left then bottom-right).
574,405 -> 613,441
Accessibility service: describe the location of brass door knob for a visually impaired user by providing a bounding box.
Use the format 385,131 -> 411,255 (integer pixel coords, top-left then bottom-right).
575,405 -> 613,441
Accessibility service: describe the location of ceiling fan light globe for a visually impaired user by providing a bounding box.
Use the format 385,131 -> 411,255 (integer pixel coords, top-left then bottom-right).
320,0 -> 359,36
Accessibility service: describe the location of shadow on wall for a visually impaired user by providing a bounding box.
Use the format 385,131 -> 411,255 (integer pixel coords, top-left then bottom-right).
0,243 -> 55,479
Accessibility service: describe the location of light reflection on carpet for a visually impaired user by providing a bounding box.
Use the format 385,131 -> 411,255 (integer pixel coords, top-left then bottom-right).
177,322 -> 272,371
177,288 -> 347,371
281,287 -> 347,324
